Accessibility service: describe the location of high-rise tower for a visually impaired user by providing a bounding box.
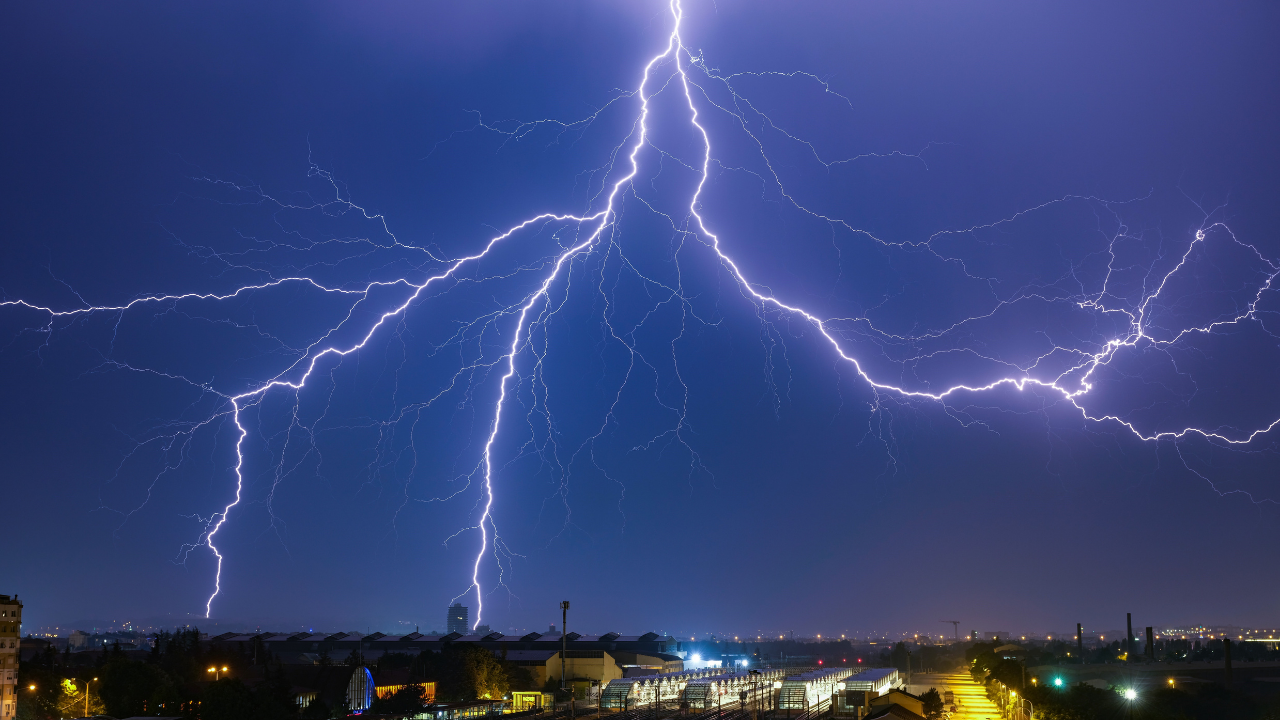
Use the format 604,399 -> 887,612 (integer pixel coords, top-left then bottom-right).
446,603 -> 469,634
0,595 -> 21,720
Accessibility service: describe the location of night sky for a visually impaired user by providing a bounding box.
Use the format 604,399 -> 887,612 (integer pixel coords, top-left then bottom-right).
3,0 -> 1279,639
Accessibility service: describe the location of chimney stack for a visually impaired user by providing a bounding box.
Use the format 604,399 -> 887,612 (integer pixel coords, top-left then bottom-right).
1126,613 -> 1134,663
1076,624 -> 1083,662
1146,627 -> 1154,660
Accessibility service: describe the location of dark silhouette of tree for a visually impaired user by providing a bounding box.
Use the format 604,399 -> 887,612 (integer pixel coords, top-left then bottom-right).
203,678 -> 255,720
252,664 -> 301,720
369,684 -> 428,715
416,645 -> 512,701
98,656 -> 175,718
300,698 -> 330,720
919,688 -> 943,720
890,642 -> 910,673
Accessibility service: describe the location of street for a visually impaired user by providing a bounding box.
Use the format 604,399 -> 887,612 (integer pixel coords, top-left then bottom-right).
905,673 -> 1002,720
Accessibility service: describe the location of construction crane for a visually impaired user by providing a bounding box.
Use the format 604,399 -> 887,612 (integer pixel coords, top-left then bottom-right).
941,621 -> 960,640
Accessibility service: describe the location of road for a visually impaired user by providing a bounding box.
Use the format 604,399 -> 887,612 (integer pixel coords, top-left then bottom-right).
905,673 -> 1002,720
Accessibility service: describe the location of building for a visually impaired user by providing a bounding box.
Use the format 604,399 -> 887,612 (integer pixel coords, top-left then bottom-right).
548,650 -> 626,688
499,645 -> 681,690
863,705 -> 925,720
69,630 -> 89,651
207,630 -> 683,667
839,667 -> 900,711
993,644 -> 1025,660
447,605 -> 470,635
0,595 -> 21,720
869,689 -> 923,716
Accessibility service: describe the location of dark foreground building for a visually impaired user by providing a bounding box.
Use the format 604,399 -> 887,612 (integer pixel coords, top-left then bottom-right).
208,629 -> 682,669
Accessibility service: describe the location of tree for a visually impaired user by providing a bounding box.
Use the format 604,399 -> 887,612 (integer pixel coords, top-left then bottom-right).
98,657 -> 176,718
253,664 -> 301,720
466,647 -> 509,700
424,645 -> 512,701
920,688 -> 944,720
369,684 -> 428,715
203,678 -> 256,720
300,698 -> 331,720
890,642 -> 910,673
503,661 -> 538,692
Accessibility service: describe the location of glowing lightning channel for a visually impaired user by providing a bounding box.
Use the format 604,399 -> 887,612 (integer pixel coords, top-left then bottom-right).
659,0 -> 1280,448
470,0 -> 1280,626
5,0 -> 1279,625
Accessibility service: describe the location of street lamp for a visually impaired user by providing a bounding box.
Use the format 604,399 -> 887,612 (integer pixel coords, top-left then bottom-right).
86,677 -> 98,718
207,665 -> 228,681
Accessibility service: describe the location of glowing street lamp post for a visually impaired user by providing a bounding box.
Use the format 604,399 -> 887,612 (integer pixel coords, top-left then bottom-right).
1009,690 -> 1033,720
86,677 -> 98,718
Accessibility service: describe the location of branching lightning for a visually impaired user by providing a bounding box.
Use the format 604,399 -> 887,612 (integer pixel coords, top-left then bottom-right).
4,0 -> 1279,626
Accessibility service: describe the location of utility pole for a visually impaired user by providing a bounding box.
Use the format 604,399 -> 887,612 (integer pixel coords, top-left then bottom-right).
560,601 -> 570,691
560,600 -> 571,717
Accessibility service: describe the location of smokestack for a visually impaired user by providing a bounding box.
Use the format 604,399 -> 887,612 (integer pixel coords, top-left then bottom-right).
1077,624 -> 1083,662
1146,627 -> 1154,660
1224,638 -> 1233,688
1127,613 -> 1134,662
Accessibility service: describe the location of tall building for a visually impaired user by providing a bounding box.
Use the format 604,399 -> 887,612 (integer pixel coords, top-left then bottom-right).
0,595 -> 21,720
446,604 -> 469,634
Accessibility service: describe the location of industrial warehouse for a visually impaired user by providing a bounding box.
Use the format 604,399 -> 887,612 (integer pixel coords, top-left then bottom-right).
195,628 -> 907,717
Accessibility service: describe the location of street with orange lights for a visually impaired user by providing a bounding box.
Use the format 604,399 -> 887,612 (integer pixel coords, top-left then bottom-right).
906,673 -> 1001,720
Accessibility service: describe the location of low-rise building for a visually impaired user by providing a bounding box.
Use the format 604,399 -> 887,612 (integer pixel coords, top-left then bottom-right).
869,689 -> 923,716
207,629 -> 683,669
863,704 -> 925,720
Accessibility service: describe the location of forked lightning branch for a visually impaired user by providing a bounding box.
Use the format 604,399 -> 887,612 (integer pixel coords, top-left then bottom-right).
4,0 -> 1278,626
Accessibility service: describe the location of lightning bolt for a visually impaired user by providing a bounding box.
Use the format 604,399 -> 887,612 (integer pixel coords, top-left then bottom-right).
4,0 -> 1278,626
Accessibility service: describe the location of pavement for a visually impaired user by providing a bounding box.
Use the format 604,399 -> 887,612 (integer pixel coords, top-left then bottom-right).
904,673 -> 1001,720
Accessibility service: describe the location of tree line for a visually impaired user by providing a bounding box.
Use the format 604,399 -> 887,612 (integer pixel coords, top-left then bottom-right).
16,629 -> 536,720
